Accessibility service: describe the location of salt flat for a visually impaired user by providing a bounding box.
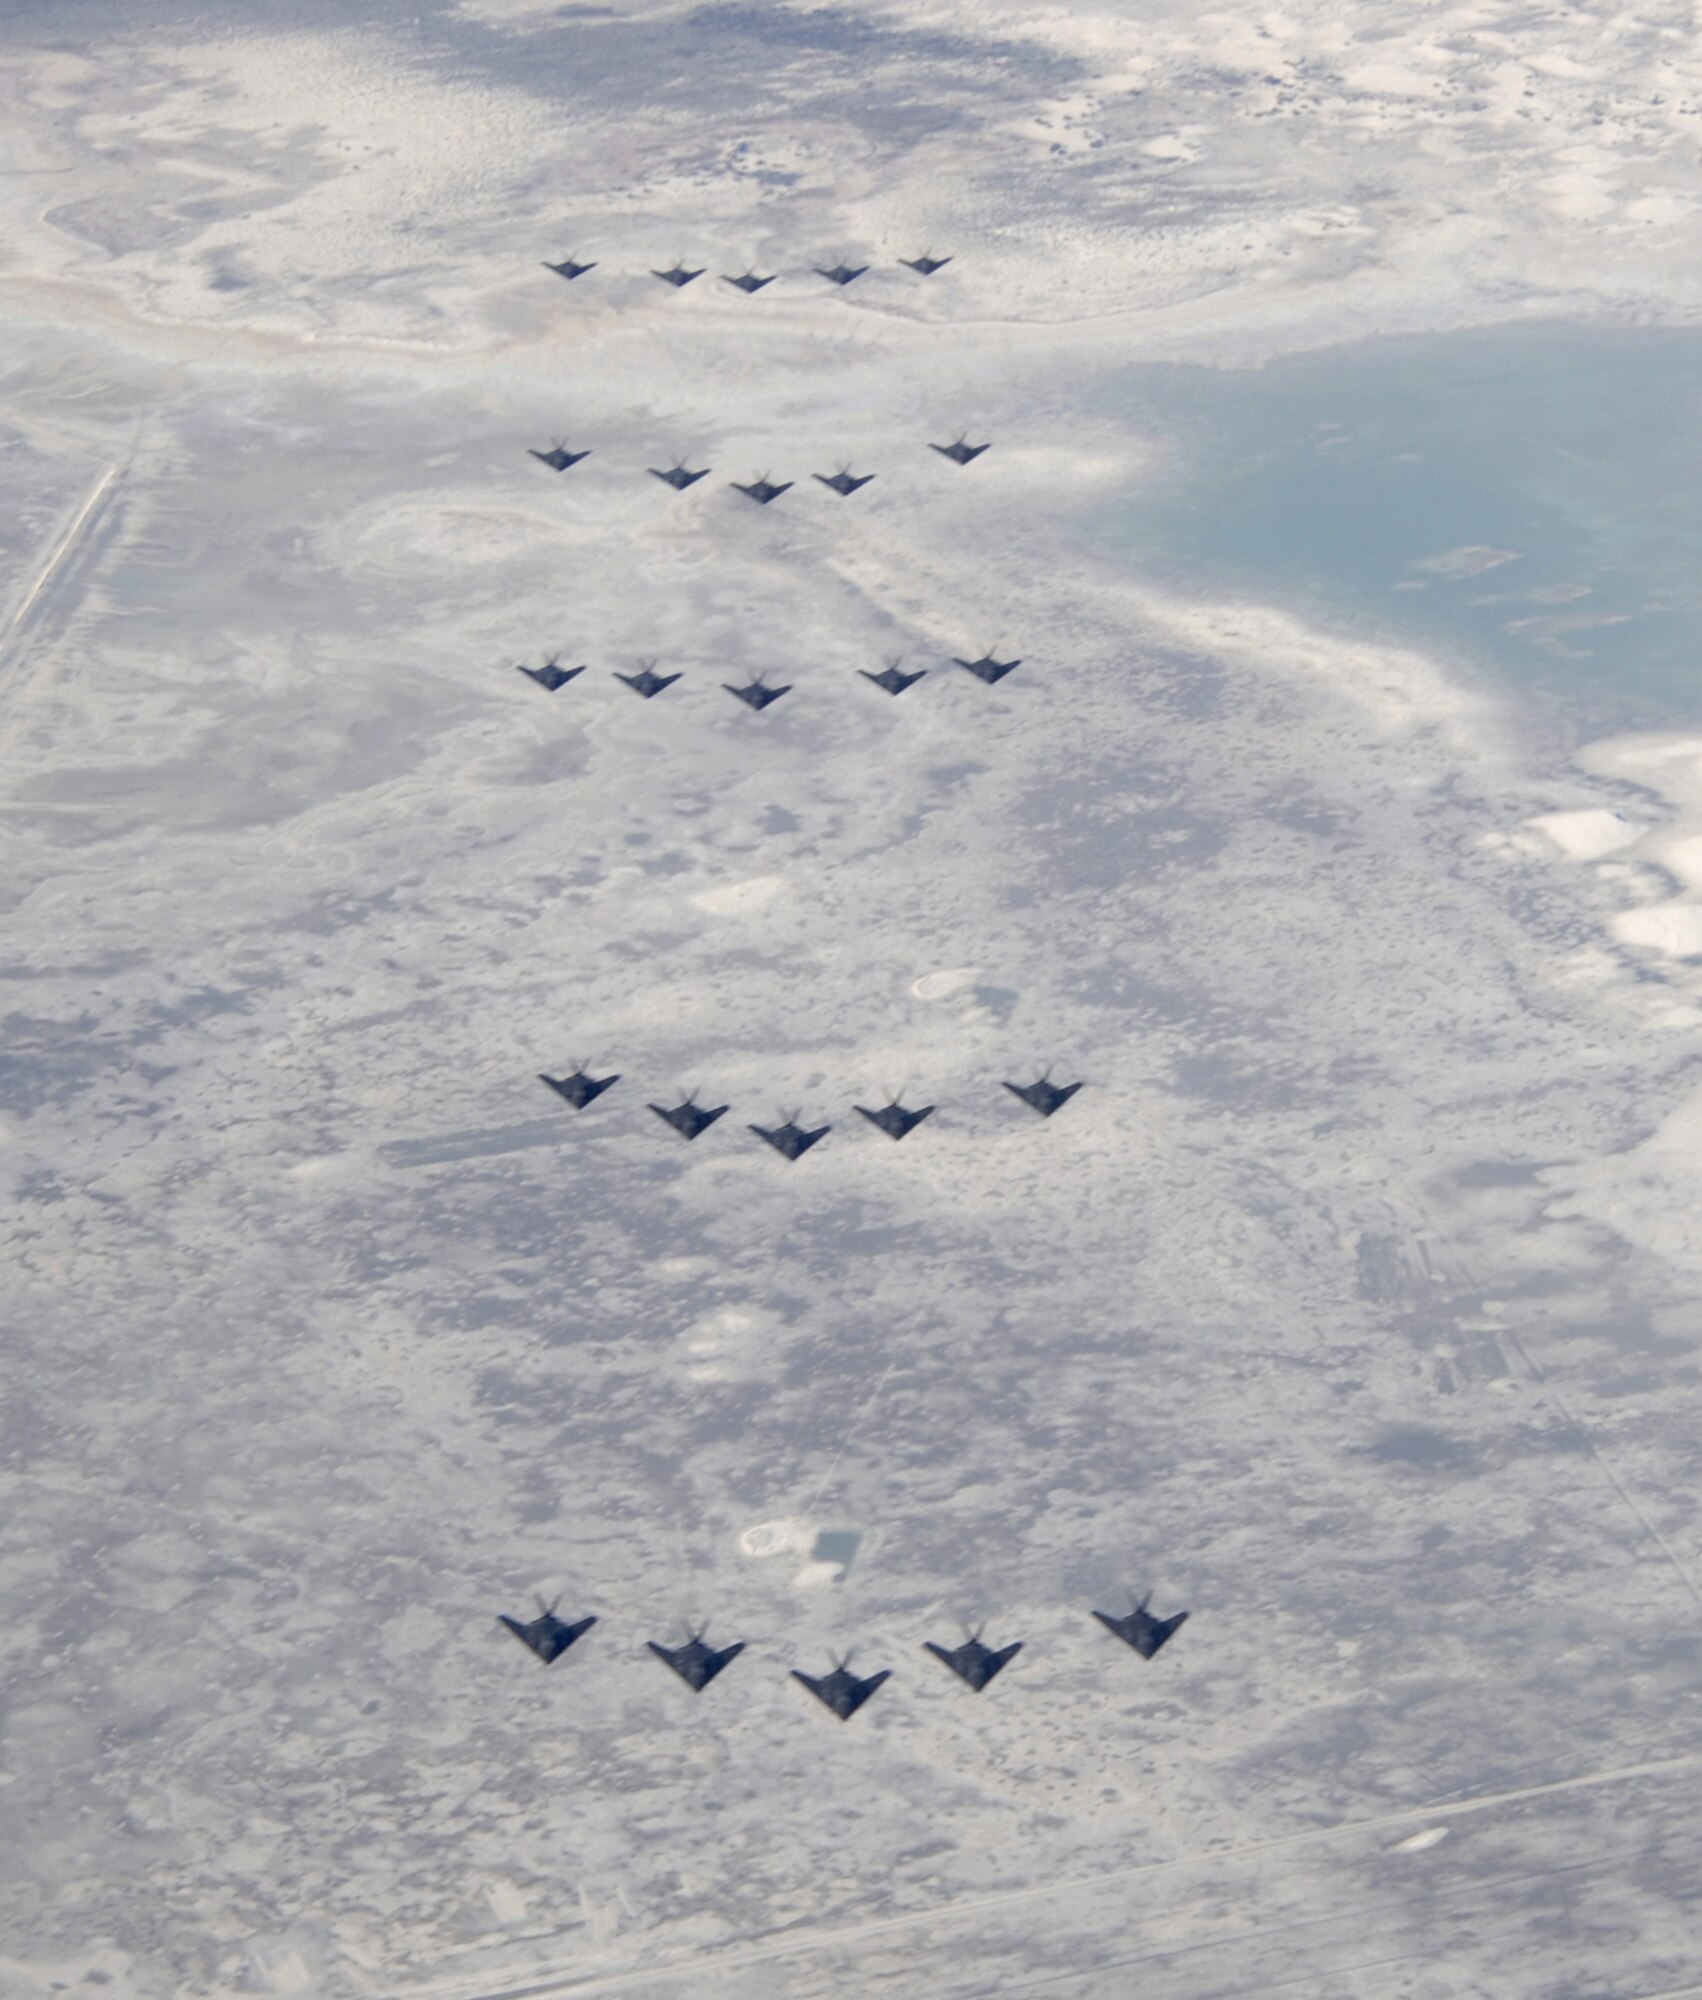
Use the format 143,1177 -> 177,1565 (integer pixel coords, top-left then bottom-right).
3,3 -> 1702,1996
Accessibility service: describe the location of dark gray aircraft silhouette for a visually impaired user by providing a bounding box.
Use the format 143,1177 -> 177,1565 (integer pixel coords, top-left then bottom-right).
749,1115 -> 829,1159
902,252 -> 952,275
732,474 -> 792,504
650,1095 -> 728,1140
539,1067 -> 619,1109
724,269 -> 775,293
860,659 -> 927,696
924,1628 -> 1022,1690
954,648 -> 1020,684
814,468 -> 875,496
793,1657 -> 890,1719
543,256 -> 595,281
855,1098 -> 934,1140
1094,1594 -> 1189,1660
517,656 -> 583,691
499,1596 -> 597,1665
614,664 -> 682,699
530,443 -> 591,472
648,1631 -> 746,1691
930,436 -> 989,466
724,676 -> 790,711
1004,1074 -> 1083,1117
650,461 -> 710,490
816,261 -> 868,285
652,262 -> 704,287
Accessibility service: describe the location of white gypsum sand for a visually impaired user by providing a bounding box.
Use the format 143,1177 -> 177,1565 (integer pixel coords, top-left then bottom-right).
3,4 -> 1702,1998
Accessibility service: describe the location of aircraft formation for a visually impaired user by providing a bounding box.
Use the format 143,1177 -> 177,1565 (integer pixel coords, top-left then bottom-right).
498,241 -> 1196,1706
536,1073 -> 1085,1143
542,254 -> 953,287
513,650 -> 1018,699
499,1598 -> 1189,1718
526,447 -> 989,486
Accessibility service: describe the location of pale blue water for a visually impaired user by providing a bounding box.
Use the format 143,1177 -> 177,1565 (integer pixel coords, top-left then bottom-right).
1105,326 -> 1702,729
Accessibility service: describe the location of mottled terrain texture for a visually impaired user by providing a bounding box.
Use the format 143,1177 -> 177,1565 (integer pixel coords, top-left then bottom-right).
3,2 -> 1702,1995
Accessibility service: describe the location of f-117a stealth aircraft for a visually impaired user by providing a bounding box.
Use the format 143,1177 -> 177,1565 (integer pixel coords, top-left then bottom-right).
954,648 -> 1020,685
814,468 -> 876,496
1093,1594 -> 1190,1660
901,252 -> 952,275
860,659 -> 927,696
530,443 -> 591,472
723,269 -> 776,293
652,262 -> 704,288
924,1628 -> 1022,1691
723,676 -> 790,711
792,1657 -> 890,1719
1003,1073 -> 1083,1117
649,461 -> 710,490
614,663 -> 682,699
499,1596 -> 597,1665
649,1095 -> 728,1141
930,436 -> 989,466
731,474 -> 793,505
539,1067 -> 619,1109
543,256 -> 595,281
855,1097 -> 934,1140
749,1115 -> 829,1160
516,656 -> 583,692
816,261 -> 868,285
648,1630 -> 746,1692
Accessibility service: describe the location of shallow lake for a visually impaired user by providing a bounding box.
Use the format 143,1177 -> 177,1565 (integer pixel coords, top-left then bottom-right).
1103,325 -> 1702,730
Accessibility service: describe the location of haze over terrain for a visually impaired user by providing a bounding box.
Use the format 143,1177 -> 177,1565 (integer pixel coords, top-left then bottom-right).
4,1 -> 1702,1995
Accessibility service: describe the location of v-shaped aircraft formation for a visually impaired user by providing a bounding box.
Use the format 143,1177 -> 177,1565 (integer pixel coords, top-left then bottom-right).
537,1077 -> 1083,1139
496,1596 -> 1190,1710
539,253 -> 952,289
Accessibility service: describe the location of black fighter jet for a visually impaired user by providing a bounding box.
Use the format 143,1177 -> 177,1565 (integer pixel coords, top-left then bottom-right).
614,663 -> 682,699
649,1094 -> 728,1141
648,1629 -> 746,1692
954,648 -> 1020,685
539,1066 -> 619,1109
543,256 -> 595,281
499,1595 -> 597,1665
860,658 -> 927,696
1003,1073 -> 1083,1118
855,1097 -> 934,1140
924,1627 -> 1022,1691
530,443 -> 591,472
792,1656 -> 890,1720
930,436 -> 989,466
902,252 -> 952,275
731,473 -> 793,505
652,262 -> 704,288
723,675 -> 790,711
816,261 -> 868,286
724,269 -> 776,293
650,461 -> 710,490
814,467 -> 876,496
1094,1594 -> 1189,1660
749,1114 -> 829,1160
516,655 -> 584,692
